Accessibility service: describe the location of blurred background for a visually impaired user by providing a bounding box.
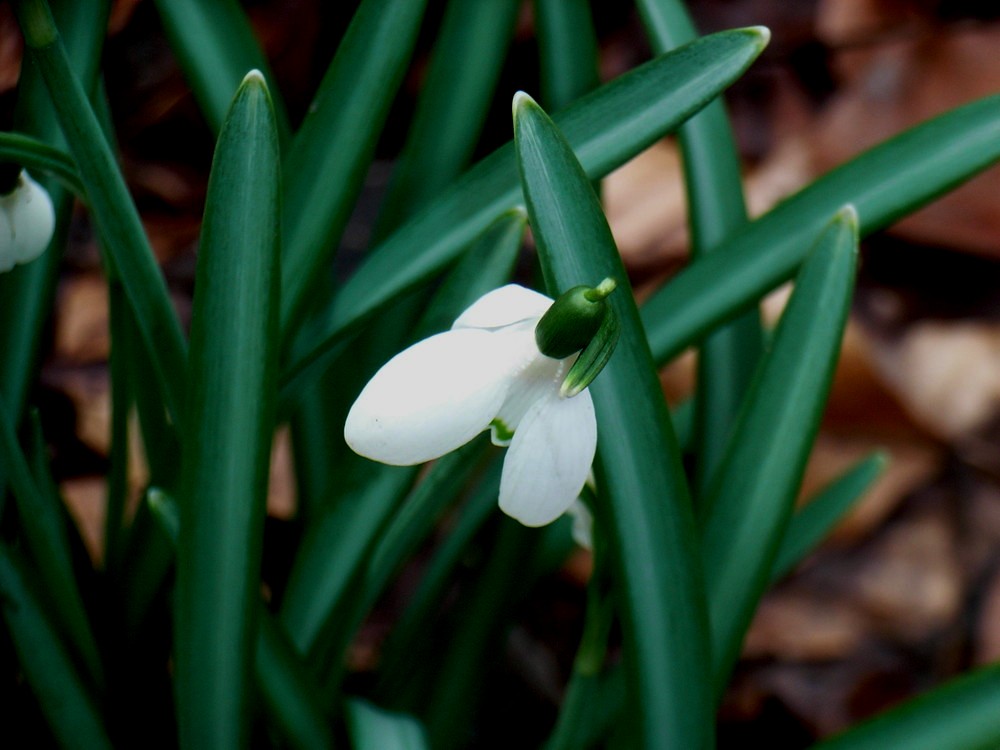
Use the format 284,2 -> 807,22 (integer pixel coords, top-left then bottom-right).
3,0 -> 1000,746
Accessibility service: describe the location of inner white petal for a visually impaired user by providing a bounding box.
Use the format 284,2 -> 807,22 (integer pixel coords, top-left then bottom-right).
492,351 -> 576,445
452,284 -> 553,331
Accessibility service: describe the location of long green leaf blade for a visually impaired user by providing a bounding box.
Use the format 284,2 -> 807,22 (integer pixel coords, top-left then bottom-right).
770,451 -> 887,583
643,93 -> 1000,365
174,72 -> 281,748
152,0 -> 292,145
281,27 -> 771,393
0,547 -> 112,750
700,209 -> 858,692
0,395 -> 102,687
514,93 -> 713,750
534,0 -> 600,110
280,0 -> 429,335
813,664 -> 1000,750
637,0 -> 764,493
375,0 -> 521,236
0,133 -> 83,195
13,0 -> 188,426
346,699 -> 429,750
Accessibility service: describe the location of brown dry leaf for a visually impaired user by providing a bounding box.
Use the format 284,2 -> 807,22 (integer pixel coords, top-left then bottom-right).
853,509 -> 963,641
61,476 -> 106,565
267,427 -> 297,520
55,274 -> 110,364
0,5 -> 23,94
808,8 -> 1000,255
50,366 -> 111,457
603,140 -> 688,275
868,320 -> 1000,441
744,589 -> 868,661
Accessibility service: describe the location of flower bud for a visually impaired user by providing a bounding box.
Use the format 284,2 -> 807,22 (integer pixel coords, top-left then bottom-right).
0,170 -> 55,273
535,278 -> 617,359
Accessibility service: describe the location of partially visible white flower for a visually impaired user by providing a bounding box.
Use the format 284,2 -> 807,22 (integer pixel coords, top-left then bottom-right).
345,284 -> 598,527
567,498 -> 593,550
0,170 -> 55,273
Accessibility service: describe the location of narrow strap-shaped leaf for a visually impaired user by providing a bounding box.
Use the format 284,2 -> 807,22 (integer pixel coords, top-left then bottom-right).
700,209 -> 858,693
279,465 -> 418,659
0,547 -> 112,750
374,0 -> 521,237
0,0 -> 108,501
376,458 -> 503,701
643,93 -> 1000,365
280,27 -> 771,395
534,0 -> 600,111
174,72 -> 281,748
152,0 -> 292,146
280,0 -> 429,336
421,519 -> 536,750
770,451 -> 887,583
637,0 -> 764,494
147,492 -> 336,750
0,132 -> 83,195
813,663 -> 1000,750
345,699 -> 429,750
0,394 -> 103,687
13,0 -> 188,427
278,213 -> 524,663
514,94 -> 713,750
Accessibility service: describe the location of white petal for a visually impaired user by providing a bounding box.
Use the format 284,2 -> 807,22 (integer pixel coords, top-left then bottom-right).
8,172 -> 54,265
452,284 -> 552,331
499,388 -> 597,527
567,499 -> 593,550
345,328 -> 519,465
492,351 -> 568,445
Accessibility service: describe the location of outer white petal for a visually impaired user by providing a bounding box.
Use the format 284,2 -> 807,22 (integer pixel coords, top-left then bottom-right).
567,499 -> 593,550
345,328 -> 519,465
7,172 -> 54,265
499,388 -> 597,527
452,284 -> 552,331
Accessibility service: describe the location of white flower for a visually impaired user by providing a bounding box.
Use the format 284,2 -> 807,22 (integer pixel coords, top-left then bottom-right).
344,284 -> 598,527
0,170 -> 55,273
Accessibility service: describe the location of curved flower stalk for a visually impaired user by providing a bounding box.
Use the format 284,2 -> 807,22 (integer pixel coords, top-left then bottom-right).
0,170 -> 54,272
345,283 -> 617,527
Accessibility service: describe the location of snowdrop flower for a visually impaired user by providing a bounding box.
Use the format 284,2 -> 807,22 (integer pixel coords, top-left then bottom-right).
345,282 -> 618,527
0,170 -> 55,273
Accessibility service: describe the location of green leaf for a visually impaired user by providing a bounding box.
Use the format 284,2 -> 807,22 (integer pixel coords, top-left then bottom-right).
278,212 -> 525,665
280,0 -> 429,336
643,93 -> 1000,365
533,0 -> 600,111
281,27 -> 771,395
345,699 -> 429,750
174,72 -> 281,748
147,491 -> 336,750
152,0 -> 292,146
13,0 -> 188,427
0,547 -> 112,750
514,93 -> 713,750
637,0 -> 764,494
770,451 -> 887,583
0,132 -> 83,195
374,0 -> 521,237
813,664 -> 1000,750
0,0 -> 108,464
0,394 -> 103,688
699,209 -> 858,693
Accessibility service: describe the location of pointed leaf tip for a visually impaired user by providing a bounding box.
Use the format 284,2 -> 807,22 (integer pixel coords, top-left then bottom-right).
837,203 -> 860,229
511,90 -> 537,117
749,25 -> 772,47
243,69 -> 265,85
